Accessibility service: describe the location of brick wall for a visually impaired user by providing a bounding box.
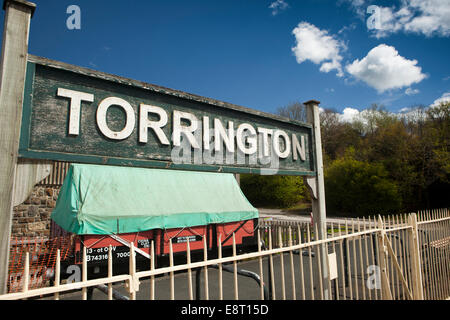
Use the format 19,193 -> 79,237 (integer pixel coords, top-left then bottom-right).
12,186 -> 60,238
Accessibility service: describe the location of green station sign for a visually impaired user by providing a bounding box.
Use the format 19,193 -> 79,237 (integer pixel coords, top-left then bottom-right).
19,55 -> 316,176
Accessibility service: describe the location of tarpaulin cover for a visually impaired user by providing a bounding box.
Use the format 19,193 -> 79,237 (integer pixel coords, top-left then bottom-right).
51,164 -> 258,235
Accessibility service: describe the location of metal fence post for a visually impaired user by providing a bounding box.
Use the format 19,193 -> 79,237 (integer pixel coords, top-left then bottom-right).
377,216 -> 393,300
408,213 -> 424,300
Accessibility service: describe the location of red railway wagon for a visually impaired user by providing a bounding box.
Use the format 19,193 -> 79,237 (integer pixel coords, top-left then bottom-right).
50,164 -> 259,276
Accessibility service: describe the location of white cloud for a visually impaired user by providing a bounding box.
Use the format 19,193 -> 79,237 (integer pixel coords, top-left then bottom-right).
346,0 -> 450,38
326,98 -> 445,126
399,107 -> 411,113
405,88 -> 420,95
432,92 -> 450,106
345,44 -> 427,93
403,0 -> 450,37
340,107 -> 361,122
333,106 -> 420,127
269,0 -> 289,16
291,22 -> 345,77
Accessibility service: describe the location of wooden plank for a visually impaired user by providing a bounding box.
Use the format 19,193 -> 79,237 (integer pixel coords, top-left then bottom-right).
37,161 -> 70,186
0,0 -> 35,294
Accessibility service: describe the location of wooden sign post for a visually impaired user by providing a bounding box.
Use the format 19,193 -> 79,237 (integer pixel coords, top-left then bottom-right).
0,0 -> 36,294
304,100 -> 330,300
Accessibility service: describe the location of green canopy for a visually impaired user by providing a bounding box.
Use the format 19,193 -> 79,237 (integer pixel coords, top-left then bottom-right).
51,164 -> 258,235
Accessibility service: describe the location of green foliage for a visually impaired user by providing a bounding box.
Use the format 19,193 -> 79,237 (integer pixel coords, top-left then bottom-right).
240,174 -> 307,208
269,101 -> 450,215
319,102 -> 450,213
325,155 -> 402,216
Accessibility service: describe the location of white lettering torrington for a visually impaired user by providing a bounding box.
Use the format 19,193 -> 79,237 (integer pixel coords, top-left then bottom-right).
57,88 -> 307,164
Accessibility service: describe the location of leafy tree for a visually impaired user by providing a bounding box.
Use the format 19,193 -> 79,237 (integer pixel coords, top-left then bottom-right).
325,152 -> 402,216
320,108 -> 362,162
276,101 -> 307,122
415,102 -> 450,207
240,174 -> 307,208
363,119 -> 418,210
273,100 -> 450,213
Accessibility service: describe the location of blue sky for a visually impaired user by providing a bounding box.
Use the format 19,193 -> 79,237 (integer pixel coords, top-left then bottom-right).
1,0 -> 449,117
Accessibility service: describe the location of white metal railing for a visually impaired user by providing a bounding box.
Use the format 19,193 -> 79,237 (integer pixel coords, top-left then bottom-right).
1,209 -> 448,300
